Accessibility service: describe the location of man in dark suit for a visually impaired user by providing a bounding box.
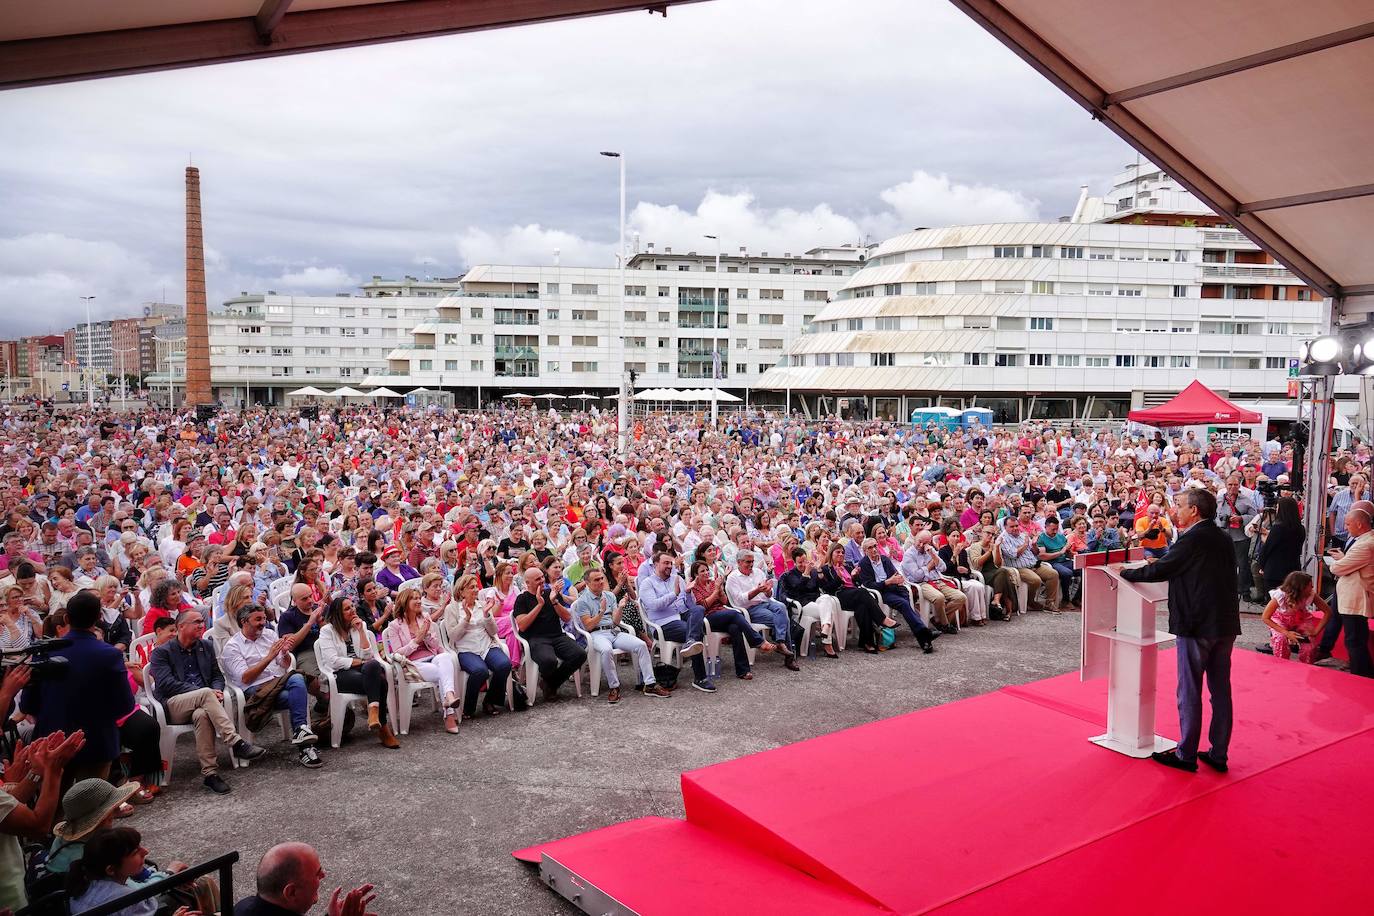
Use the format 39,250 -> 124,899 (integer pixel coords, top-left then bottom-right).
1123,488 -> 1241,773
854,538 -> 938,653
19,591 -> 134,786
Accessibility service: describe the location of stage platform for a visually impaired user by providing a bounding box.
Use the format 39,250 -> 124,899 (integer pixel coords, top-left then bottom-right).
516,651 -> 1374,914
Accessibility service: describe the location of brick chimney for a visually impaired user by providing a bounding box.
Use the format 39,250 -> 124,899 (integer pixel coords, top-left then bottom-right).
184,166 -> 212,406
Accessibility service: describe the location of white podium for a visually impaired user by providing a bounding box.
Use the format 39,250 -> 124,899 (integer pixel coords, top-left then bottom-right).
1079,554 -> 1176,758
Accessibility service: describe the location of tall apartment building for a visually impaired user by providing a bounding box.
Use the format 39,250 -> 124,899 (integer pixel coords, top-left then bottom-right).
63,314 -> 165,379
209,248 -> 867,405
758,162 -> 1351,422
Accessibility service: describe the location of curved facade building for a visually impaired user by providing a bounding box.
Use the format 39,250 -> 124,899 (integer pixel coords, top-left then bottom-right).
760,217 -> 1340,423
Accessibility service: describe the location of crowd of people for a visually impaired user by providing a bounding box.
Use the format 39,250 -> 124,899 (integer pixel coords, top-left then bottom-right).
0,400 -> 1369,913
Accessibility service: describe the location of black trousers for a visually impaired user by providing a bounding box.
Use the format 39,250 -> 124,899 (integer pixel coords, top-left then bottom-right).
1318,609 -> 1373,678
118,708 -> 162,783
528,633 -> 587,693
334,660 -> 390,724
832,587 -> 885,647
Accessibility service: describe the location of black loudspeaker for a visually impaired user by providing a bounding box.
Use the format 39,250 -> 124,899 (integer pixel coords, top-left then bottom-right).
195,404 -> 218,422
300,405 -> 319,421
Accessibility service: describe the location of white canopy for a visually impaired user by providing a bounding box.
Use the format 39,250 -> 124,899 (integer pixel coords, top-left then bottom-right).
950,0 -> 1374,312
286,386 -> 327,397
535,393 -> 565,400
502,392 -> 534,399
568,393 -> 599,400
687,387 -> 742,403
331,387 -> 365,397
367,387 -> 402,398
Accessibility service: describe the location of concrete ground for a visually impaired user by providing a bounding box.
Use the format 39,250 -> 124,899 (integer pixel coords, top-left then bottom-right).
134,610 -> 1276,914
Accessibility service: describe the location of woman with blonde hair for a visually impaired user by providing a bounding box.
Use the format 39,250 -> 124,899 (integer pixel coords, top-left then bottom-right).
418,571 -> 447,621
94,575 -> 137,652
443,573 -> 510,719
210,581 -> 254,644
384,589 -> 460,733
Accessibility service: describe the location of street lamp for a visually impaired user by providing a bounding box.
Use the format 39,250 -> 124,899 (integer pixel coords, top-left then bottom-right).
600,150 -> 628,455
703,233 -> 722,426
113,347 -> 137,405
153,335 -> 184,410
79,296 -> 96,407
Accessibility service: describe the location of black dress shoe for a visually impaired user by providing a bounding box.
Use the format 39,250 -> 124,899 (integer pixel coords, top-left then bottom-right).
1198,750 -> 1229,773
203,774 -> 231,794
1150,750 -> 1197,772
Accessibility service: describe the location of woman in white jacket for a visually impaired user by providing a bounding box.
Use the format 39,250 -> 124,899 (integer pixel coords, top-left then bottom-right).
318,595 -> 400,748
443,573 -> 511,720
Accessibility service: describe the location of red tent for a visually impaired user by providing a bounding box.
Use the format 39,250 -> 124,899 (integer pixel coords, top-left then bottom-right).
1126,380 -> 1262,427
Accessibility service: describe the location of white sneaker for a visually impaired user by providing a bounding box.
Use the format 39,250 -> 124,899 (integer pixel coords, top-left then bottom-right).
291,725 -> 318,746
680,640 -> 705,658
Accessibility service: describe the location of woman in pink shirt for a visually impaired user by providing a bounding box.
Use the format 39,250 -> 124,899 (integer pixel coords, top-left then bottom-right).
384,590 -> 460,734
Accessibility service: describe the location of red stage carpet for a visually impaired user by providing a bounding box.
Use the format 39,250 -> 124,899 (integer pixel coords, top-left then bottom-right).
516,651 -> 1374,914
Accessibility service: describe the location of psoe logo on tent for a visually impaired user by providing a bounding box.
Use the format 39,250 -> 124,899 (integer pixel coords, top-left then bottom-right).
1215,412 -> 1229,420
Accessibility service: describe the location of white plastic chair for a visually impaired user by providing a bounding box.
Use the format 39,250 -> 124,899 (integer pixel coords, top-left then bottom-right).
129,632 -> 156,666
378,629 -> 444,735
140,664 -> 204,784
573,620 -> 637,696
267,575 -> 293,608
508,609 -> 582,705
703,611 -> 758,673
312,640 -> 369,748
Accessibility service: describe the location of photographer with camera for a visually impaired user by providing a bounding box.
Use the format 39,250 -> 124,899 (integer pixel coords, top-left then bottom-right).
1215,475 -> 1260,601
18,591 -> 133,787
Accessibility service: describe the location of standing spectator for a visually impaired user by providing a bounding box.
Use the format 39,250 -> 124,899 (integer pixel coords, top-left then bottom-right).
147,610 -> 267,793
1323,499 -> 1374,678
1256,496 -> 1304,591
20,592 -> 134,786
1214,474 -> 1260,599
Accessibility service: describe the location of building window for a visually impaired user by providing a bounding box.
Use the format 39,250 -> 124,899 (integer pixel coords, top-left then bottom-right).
1030,317 -> 1053,330
759,289 -> 784,300
1030,245 -> 1052,258
1088,285 -> 1113,296
1085,355 -> 1110,367
883,283 -> 902,296
417,360 -> 432,371
1089,249 -> 1114,260
444,359 -> 458,370
1059,247 -> 1084,259
1173,285 -> 1189,298
546,283 -> 560,294
735,289 -> 749,299
1265,356 -> 1287,369
759,339 -> 784,350
993,246 -> 1025,259
628,336 -> 646,348
815,353 -> 831,366
658,337 -> 670,348
1142,355 -> 1165,367
836,353 -> 855,366
1117,286 -> 1143,297
1117,320 -> 1141,332
804,290 -> 829,301
470,334 -> 483,345
571,310 -> 598,321
571,335 -> 599,347
1028,353 -> 1052,366
1173,250 -> 1189,263
658,287 -> 670,297
470,308 -> 483,319
994,353 -> 1022,367
909,282 -> 936,295
760,314 -> 784,325
1266,322 -> 1289,335
1171,323 -> 1195,333
964,352 -> 989,366
1032,281 -> 1055,295
571,283 -> 598,295
572,361 -> 598,372
1144,320 -> 1168,333
875,317 -> 900,331
1056,354 -> 1080,367
546,335 -> 559,346
1170,355 -> 1192,368
1115,355 -> 1137,367
846,318 -> 863,331
625,285 -> 646,297
546,361 -> 560,373
658,362 -> 671,373
963,316 -> 992,330
313,306 -> 333,315
734,363 -> 747,374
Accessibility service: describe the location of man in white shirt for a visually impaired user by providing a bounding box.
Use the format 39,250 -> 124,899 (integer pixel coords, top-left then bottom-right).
221,605 -> 322,768
725,552 -> 798,667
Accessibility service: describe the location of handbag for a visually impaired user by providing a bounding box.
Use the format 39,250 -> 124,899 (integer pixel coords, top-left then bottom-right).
243,673 -> 292,732
511,680 -> 530,711
876,625 -> 897,649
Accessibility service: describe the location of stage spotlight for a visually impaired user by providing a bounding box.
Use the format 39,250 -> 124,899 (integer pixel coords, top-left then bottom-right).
1300,335 -> 1343,376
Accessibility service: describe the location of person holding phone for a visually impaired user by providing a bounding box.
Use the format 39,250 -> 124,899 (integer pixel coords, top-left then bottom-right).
1133,503 -> 1173,559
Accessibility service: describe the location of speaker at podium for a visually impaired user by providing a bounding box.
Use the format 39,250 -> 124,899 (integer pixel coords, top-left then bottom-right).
1078,548 -> 1177,758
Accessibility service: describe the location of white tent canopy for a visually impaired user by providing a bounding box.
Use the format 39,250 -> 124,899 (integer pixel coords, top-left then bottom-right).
502,392 -> 534,399
286,386 -> 327,397
535,393 -> 565,400
949,0 -> 1374,313
331,387 -> 365,397
367,387 -> 402,398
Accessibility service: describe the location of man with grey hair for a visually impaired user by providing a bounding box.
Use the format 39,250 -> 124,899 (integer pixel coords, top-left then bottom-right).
1323,498 -> 1374,678
1123,487 -> 1240,772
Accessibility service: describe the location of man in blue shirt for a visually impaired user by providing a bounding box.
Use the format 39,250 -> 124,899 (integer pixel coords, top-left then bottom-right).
638,553 -> 713,691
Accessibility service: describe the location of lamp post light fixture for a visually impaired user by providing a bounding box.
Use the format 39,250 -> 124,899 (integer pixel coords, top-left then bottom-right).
79,295 -> 96,406
600,150 -> 628,455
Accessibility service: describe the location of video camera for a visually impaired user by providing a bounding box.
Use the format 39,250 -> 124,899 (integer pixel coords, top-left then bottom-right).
1256,477 -> 1279,509
2,637 -> 72,682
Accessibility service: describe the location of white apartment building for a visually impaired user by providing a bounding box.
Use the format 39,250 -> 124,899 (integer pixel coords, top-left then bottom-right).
211,248 -> 866,405
759,163 -> 1354,422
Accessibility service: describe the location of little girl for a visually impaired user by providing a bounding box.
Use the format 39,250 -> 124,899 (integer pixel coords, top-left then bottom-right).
1262,571 -> 1328,663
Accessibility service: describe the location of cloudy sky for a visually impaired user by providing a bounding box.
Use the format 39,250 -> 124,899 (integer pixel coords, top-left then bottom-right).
0,0 -> 1134,336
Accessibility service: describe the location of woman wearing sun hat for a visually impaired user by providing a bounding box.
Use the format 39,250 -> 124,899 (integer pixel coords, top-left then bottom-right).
43,779 -> 141,878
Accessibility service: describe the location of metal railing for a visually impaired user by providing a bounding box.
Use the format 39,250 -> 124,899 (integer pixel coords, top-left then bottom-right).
677,319 -> 727,329
493,314 -> 540,326
24,851 -> 238,916
494,368 -> 539,378
493,346 -> 539,359
1200,264 -> 1296,280
447,291 -> 540,299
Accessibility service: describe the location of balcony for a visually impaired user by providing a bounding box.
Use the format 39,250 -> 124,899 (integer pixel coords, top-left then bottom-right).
676,297 -> 725,311
676,367 -> 726,379
678,317 -> 728,329
677,346 -> 725,359
1199,264 -> 1299,281
493,346 -> 539,360
1200,229 -> 1248,243
493,313 -> 540,326
494,365 -> 539,378
446,291 -> 539,300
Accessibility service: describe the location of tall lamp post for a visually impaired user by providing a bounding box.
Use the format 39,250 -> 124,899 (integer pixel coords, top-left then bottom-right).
600,150 -> 628,455
79,295 -> 96,407
153,335 -> 183,410
703,233 -> 722,426
113,347 -> 136,406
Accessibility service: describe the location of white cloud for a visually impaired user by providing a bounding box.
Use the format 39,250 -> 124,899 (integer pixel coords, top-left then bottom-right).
456,225 -> 610,269
628,191 -> 865,258
877,171 -> 1040,230
272,265 -> 357,289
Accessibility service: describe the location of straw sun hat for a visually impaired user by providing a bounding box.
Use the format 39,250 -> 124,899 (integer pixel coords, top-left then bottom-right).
53,779 -> 141,841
